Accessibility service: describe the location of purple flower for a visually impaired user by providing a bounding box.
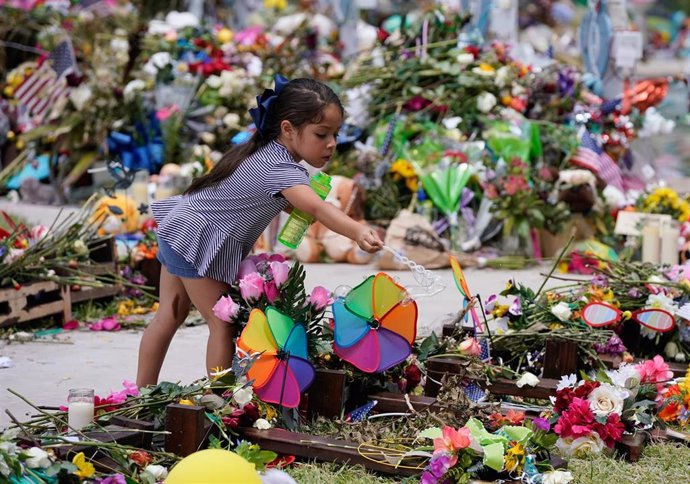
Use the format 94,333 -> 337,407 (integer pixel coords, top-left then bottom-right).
509,298 -> 522,317
95,475 -> 126,484
429,453 -> 453,478
628,287 -> 642,298
594,334 -> 627,356
591,274 -> 609,288
532,417 -> 551,431
557,70 -> 576,98
421,471 -> 439,484
484,294 -> 497,314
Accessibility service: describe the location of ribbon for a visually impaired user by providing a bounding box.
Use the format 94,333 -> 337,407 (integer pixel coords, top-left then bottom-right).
249,74 -> 290,137
465,417 -> 533,473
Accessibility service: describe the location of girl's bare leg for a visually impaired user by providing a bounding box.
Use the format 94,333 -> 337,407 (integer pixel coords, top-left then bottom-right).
136,266 -> 191,387
179,277 -> 235,375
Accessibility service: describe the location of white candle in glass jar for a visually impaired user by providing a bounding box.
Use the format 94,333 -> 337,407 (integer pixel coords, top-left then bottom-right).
68,401 -> 94,430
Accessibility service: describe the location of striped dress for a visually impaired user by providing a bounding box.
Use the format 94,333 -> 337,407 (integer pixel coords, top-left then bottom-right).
151,141 -> 310,284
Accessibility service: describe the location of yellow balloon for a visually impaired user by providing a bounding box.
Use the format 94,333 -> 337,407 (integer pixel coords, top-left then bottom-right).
166,449 -> 261,484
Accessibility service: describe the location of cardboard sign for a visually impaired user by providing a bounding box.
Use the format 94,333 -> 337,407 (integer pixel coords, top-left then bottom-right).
613,31 -> 643,68
614,211 -> 671,236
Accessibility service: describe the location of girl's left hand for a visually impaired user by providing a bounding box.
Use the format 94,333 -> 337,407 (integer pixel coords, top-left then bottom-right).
356,226 -> 383,253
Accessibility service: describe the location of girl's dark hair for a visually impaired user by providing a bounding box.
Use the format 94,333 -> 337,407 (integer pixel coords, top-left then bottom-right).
185,78 -> 343,194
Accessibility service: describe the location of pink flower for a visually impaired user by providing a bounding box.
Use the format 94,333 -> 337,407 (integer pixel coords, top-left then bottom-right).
89,317 -> 121,331
268,253 -> 286,263
264,281 -> 280,304
239,273 -> 265,302
458,337 -> 481,357
308,286 -> 333,311
269,261 -> 290,287
433,426 -> 471,454
212,295 -> 240,322
122,380 -> 139,397
30,225 -> 48,241
554,397 -> 595,439
504,175 -> 529,196
237,258 -> 258,281
62,319 -> 79,331
635,355 -> 673,384
155,105 -> 179,121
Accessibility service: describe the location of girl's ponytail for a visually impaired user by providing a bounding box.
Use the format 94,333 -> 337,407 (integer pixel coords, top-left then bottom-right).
184,133 -> 265,194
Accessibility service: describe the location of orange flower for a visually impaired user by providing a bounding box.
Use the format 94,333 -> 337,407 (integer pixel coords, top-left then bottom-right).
433,426 -> 471,455
659,402 -> 682,422
129,450 -> 153,467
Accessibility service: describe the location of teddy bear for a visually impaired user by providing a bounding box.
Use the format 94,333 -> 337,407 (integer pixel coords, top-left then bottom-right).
294,175 -> 375,264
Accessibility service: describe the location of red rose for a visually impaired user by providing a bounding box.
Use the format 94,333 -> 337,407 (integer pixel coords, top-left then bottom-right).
222,416 -> 240,429
404,364 -> 422,390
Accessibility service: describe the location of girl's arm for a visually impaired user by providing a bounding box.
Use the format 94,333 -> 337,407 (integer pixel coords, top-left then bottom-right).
282,185 -> 383,253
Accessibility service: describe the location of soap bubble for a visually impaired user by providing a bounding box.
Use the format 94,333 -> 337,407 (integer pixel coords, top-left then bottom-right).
333,285 -> 352,299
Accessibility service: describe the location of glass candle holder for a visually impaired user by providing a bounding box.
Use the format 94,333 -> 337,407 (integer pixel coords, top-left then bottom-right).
68,388 -> 94,431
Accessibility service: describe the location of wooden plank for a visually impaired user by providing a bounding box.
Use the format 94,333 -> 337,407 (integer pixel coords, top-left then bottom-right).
0,281 -> 64,328
239,427 -> 421,477
616,432 -> 647,463
164,404 -> 212,457
68,285 -> 121,304
307,369 -> 347,419
543,339 -> 578,379
426,357 -> 559,399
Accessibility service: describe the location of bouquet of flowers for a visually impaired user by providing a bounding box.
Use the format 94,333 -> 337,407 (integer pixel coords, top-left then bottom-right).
657,366 -> 690,435
637,187 -> 690,222
212,254 -> 332,333
549,357 -> 673,457
418,416 -> 563,484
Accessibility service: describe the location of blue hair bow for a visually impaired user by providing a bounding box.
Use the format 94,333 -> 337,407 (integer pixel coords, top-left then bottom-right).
249,74 -> 290,137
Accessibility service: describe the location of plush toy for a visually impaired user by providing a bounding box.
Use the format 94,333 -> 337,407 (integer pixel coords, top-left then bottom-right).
294,175 -> 375,264
91,193 -> 140,235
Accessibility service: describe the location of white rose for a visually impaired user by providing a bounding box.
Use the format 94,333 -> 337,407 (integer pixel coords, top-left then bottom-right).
232,386 -> 253,407
556,434 -> 605,458
73,239 -> 89,256
551,302 -> 572,322
477,92 -> 497,113
253,418 -> 271,430
516,371 -> 540,388
223,113 -> 241,128
542,470 -> 574,484
206,75 -> 222,89
200,132 -> 216,144
587,384 -> 627,417
23,447 -> 51,468
124,80 -> 146,102
456,52 -> 475,65
495,66 -> 511,87
144,464 -> 168,480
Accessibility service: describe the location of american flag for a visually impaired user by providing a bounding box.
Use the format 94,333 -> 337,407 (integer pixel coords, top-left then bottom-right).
570,129 -> 624,191
14,39 -> 76,127
463,382 -> 487,402
345,400 -> 378,422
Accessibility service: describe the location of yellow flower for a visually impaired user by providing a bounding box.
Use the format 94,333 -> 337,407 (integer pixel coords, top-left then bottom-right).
72,452 -> 95,479
504,442 -> 525,473
492,304 -> 509,318
264,0 -> 287,9
478,63 -> 495,73
549,323 -> 564,330
679,367 -> 690,395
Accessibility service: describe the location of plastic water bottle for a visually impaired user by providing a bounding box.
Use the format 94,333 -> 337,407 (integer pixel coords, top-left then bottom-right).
278,172 -> 332,249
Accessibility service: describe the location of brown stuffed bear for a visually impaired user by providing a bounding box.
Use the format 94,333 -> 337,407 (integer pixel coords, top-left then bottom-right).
294,175 -> 375,264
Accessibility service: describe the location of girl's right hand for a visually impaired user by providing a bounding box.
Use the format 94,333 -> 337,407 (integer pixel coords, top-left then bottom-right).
356,226 -> 383,253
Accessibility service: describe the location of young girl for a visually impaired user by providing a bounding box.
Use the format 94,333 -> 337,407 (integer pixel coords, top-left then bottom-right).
136,77 -> 383,387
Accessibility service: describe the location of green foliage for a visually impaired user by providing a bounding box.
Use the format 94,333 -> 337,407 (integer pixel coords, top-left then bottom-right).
234,441 -> 277,471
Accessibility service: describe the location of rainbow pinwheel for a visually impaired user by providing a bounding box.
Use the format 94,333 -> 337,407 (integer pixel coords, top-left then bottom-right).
333,273 -> 417,373
449,255 -> 483,332
237,307 -> 314,408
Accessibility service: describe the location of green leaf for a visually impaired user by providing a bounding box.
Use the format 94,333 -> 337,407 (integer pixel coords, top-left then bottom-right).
418,427 -> 443,440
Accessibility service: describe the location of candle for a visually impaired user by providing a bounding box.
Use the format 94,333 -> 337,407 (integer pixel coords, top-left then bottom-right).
660,223 -> 680,266
68,401 -> 94,430
641,223 -> 660,264
68,388 -> 94,431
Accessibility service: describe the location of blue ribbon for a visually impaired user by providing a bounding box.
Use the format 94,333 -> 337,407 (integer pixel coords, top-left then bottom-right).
249,74 -> 290,137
